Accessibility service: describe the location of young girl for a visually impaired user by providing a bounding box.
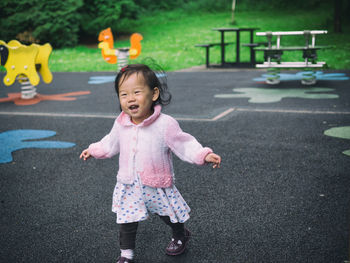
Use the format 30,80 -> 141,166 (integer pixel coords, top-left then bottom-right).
80,64 -> 221,263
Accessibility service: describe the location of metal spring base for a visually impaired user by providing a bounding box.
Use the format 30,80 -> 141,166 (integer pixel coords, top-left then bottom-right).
117,49 -> 129,72
301,70 -> 316,85
266,68 -> 280,85
18,76 -> 37,99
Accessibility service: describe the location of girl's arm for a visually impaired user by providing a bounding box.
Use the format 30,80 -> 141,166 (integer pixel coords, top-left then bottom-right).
85,119 -> 120,159
165,117 -> 220,166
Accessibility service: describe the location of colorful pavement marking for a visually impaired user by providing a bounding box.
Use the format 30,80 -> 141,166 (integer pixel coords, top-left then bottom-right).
0,129 -> 75,164
215,87 -> 338,103
88,76 -> 115,84
0,91 -> 91,106
253,71 -> 349,82
324,126 -> 350,156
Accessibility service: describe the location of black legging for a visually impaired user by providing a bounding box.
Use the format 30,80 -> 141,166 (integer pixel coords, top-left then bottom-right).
119,216 -> 185,249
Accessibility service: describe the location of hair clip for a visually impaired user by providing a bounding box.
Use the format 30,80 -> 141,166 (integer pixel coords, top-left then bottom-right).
121,66 -> 128,72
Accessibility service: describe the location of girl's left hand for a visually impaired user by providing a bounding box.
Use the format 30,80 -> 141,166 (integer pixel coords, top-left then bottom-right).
80,149 -> 91,161
205,153 -> 221,168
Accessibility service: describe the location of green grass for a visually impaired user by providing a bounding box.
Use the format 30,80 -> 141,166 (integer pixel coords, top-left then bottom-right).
4,8 -> 350,72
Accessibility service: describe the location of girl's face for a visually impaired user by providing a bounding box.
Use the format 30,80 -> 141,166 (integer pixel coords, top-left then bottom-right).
118,73 -> 159,124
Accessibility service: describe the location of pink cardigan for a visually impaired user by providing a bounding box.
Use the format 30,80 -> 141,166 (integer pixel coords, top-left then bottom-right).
88,105 -> 213,188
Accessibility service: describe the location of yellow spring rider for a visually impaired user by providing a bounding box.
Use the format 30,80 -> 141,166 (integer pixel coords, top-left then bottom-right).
0,40 -> 53,99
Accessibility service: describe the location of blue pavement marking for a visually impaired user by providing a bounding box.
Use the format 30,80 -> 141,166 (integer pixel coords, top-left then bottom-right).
215,87 -> 338,103
88,76 -> 115,84
88,73 -> 167,85
0,129 -> 75,164
253,71 -> 349,82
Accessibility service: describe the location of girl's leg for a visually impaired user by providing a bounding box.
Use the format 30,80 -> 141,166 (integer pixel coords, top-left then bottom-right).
118,222 -> 138,261
159,215 -> 185,239
159,216 -> 191,256
119,222 -> 138,249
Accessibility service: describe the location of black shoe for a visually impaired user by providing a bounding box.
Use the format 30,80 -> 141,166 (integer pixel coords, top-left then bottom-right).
165,228 -> 191,256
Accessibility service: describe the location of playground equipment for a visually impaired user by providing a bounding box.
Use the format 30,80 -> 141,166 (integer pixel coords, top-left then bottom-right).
254,30 -> 328,85
0,40 -> 53,99
254,30 -> 329,85
98,27 -> 143,71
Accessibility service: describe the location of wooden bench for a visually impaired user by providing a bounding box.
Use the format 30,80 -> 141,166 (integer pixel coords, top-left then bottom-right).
254,30 -> 330,84
195,42 -> 234,68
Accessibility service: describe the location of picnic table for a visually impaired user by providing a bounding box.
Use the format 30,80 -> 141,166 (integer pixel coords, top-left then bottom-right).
212,27 -> 259,67
195,27 -> 259,68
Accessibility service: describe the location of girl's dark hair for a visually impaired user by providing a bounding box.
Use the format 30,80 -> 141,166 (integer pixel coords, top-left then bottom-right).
114,61 -> 172,110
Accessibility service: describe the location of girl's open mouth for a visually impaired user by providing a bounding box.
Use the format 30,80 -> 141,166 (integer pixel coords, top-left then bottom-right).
129,105 -> 139,113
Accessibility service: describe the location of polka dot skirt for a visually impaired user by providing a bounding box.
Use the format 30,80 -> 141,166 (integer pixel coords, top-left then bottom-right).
112,173 -> 191,224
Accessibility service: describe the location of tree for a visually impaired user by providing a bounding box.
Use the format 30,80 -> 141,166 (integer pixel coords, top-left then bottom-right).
231,0 -> 237,24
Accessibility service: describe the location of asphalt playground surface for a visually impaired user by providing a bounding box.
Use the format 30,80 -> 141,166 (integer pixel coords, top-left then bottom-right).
0,69 -> 350,263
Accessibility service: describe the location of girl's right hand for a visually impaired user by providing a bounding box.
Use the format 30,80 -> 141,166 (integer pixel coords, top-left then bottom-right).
205,153 -> 221,168
80,149 -> 91,161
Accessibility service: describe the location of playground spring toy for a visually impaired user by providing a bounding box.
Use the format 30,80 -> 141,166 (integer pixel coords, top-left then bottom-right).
0,40 -> 53,99
98,27 -> 142,71
254,30 -> 329,85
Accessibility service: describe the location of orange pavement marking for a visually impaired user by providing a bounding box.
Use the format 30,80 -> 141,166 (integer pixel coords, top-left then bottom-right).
0,91 -> 91,106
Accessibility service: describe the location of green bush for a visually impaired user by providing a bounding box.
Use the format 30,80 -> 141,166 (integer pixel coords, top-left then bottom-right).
0,0 -> 83,48
0,0 -> 83,47
0,0 -> 139,48
33,1 -> 83,48
79,0 -> 139,37
0,0 -> 37,43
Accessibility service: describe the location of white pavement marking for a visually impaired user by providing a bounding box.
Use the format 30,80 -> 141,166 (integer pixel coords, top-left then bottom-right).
212,108 -> 236,121
176,108 -> 236,122
0,107 -> 350,122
